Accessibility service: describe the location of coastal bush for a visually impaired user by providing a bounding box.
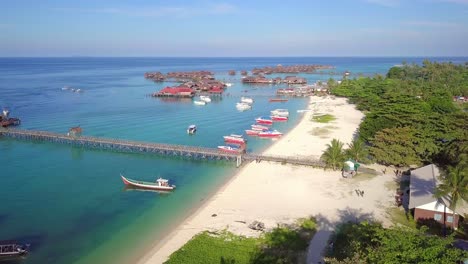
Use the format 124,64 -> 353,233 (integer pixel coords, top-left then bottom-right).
332,61 -> 468,168
325,221 -> 468,264
167,218 -> 317,264
165,230 -> 259,264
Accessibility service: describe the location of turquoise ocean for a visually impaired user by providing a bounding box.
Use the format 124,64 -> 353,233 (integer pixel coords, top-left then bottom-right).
0,57 -> 465,264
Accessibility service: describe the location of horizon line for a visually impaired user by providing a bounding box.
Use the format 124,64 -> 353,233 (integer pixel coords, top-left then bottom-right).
1,55 -> 468,59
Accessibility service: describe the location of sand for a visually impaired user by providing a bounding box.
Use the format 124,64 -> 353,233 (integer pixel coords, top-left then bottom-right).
139,96 -> 396,264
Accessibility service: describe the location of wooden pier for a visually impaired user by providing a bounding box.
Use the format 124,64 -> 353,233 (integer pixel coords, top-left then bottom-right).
0,128 -> 324,168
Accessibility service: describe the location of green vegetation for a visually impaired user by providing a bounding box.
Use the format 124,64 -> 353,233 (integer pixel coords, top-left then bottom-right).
321,139 -> 345,170
166,218 -> 317,264
312,114 -> 336,123
166,231 -> 259,264
331,60 -> 468,168
435,160 -> 468,211
344,140 -> 369,164
325,221 -> 468,264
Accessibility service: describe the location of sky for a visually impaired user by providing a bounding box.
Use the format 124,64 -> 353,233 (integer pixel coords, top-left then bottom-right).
1,0 -> 468,57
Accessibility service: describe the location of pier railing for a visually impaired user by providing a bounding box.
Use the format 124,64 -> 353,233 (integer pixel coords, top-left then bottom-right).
0,128 -> 325,168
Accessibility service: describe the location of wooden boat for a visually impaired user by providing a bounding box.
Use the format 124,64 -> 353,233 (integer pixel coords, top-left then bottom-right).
0,241 -> 29,260
269,98 -> 288,102
245,129 -> 260,136
271,115 -> 288,121
258,130 -> 283,138
217,145 -> 243,153
270,109 -> 289,117
223,134 -> 246,144
251,124 -> 269,131
120,174 -> 176,191
255,117 -> 273,125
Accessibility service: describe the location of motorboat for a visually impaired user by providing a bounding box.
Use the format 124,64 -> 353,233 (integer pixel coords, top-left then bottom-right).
193,100 -> 206,105
236,102 -> 252,111
255,117 -> 273,125
217,145 -> 243,153
271,115 -> 288,121
223,134 -> 246,144
270,109 -> 289,117
199,95 -> 211,103
121,174 -> 176,191
269,98 -> 288,102
0,240 -> 29,260
240,97 -> 254,104
258,130 -> 283,138
245,129 -> 260,136
225,83 -> 233,87
251,124 -> 269,131
187,125 -> 197,135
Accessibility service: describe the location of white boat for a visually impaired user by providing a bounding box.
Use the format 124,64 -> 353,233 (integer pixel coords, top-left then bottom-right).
241,97 -> 254,104
297,109 -> 313,113
199,95 -> 211,103
121,174 -> 176,191
270,109 -> 289,117
193,100 -> 206,105
223,134 -> 246,144
258,130 -> 283,138
187,125 -> 197,135
236,102 -> 252,111
225,83 -> 233,87
217,145 -> 242,153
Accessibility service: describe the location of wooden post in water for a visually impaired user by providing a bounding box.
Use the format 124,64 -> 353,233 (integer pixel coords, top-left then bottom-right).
236,155 -> 242,167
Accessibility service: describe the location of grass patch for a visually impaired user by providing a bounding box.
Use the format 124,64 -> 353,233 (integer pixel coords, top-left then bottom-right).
388,207 -> 416,228
350,167 -> 378,181
311,114 -> 336,123
310,127 -> 331,137
166,230 -> 259,264
167,217 -> 318,264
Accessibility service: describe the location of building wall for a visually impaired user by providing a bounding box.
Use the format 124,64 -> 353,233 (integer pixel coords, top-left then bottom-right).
415,208 -> 459,229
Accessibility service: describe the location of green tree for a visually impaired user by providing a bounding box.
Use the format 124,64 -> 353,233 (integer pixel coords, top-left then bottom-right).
321,139 -> 345,170
369,127 -> 421,167
345,140 -> 369,163
435,161 -> 468,211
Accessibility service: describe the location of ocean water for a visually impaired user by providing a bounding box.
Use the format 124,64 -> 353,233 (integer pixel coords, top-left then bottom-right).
0,57 -> 465,264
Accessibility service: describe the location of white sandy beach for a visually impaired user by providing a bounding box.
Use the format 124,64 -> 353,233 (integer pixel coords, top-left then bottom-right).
140,96 -> 396,264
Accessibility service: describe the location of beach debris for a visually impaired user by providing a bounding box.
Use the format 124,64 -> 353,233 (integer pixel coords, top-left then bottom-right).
234,220 -> 247,224
248,220 -> 265,231
211,213 -> 217,217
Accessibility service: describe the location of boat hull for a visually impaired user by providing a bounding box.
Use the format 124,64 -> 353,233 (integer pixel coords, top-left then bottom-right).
256,119 -> 273,125
121,175 -> 175,191
245,130 -> 260,136
271,116 -> 288,121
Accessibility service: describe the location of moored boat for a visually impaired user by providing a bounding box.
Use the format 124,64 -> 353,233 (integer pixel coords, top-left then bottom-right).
269,98 -> 288,102
251,124 -> 269,131
187,125 -> 197,134
271,115 -> 288,121
223,134 -> 246,144
217,145 -> 243,153
245,129 -> 260,136
270,109 -> 289,117
193,100 -> 206,105
240,96 -> 254,104
236,102 -> 252,111
0,241 -> 29,260
258,130 -> 283,138
255,117 -> 273,125
199,95 -> 211,103
120,174 -> 176,191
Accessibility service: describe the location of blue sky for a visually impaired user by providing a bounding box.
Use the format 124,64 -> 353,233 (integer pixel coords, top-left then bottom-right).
1,0 -> 467,56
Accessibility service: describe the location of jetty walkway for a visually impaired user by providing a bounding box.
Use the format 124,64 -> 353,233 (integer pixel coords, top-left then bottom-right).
0,128 -> 324,168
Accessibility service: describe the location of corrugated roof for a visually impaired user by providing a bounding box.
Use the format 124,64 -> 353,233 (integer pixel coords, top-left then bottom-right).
409,164 -> 468,215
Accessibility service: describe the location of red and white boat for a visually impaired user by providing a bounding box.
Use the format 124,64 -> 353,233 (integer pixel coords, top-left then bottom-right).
245,129 -> 260,136
255,117 -> 273,125
251,124 -> 269,131
271,115 -> 288,121
218,145 -> 243,153
258,130 -> 283,138
223,134 -> 246,144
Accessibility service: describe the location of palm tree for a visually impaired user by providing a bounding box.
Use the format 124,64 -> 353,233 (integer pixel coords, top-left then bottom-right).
345,140 -> 369,163
321,139 -> 345,170
435,161 -> 468,235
